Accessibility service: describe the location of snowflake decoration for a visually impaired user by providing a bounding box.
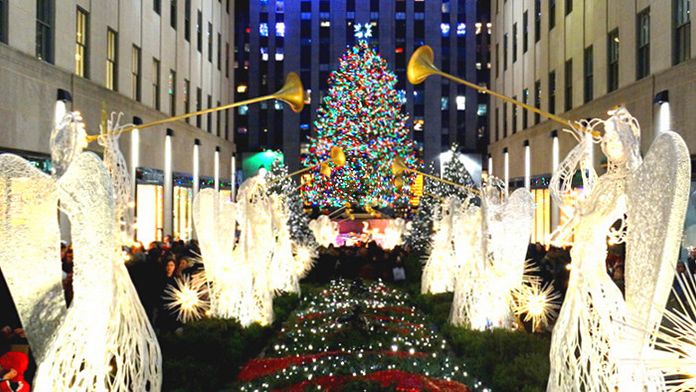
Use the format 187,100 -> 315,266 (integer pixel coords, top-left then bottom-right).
513,282 -> 561,332
353,22 -> 373,39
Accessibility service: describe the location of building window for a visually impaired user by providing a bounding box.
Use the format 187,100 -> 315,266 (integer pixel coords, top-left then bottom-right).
170,0 -> 177,29
36,0 -> 54,63
637,8 -> 650,79
184,0 -> 191,41
225,42 -> 230,77
534,79 -> 541,124
564,59 -> 572,111
608,28 -> 619,92
523,11 -> 529,53
154,0 -> 161,14
503,102 -> 508,136
183,79 -> 190,122
106,28 -> 118,91
495,107 -> 500,141
207,95 -> 212,133
584,46 -> 593,103
522,88 -> 529,129
0,0 -> 7,44
152,58 -> 160,110
196,87 -> 202,128
217,32 -> 221,69
535,0 -> 541,42
495,43 -> 500,77
197,10 -> 202,52
512,96 -> 518,133
549,0 -> 556,30
503,33 -> 508,70
216,100 -> 221,136
168,70 -> 176,116
512,23 -> 518,63
131,45 -> 141,101
75,8 -> 89,78
548,70 -> 556,114
674,0 -> 690,65
208,22 -> 213,62
565,0 -> 572,15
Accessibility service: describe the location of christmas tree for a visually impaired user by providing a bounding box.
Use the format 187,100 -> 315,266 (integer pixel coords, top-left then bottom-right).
301,40 -> 419,208
266,159 -> 316,246
405,145 -> 478,252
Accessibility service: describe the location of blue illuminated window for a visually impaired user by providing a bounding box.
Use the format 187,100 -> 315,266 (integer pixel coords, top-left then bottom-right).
275,22 -> 285,37
259,23 -> 268,37
440,23 -> 450,37
457,23 -> 466,36
239,105 -> 248,115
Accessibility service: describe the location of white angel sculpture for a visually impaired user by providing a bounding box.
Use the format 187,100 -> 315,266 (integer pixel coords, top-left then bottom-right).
546,107 -> 690,391
2,109 -> 161,391
449,184 -> 534,329
379,218 -> 410,250
269,193 -> 301,293
233,174 -> 276,326
309,215 -> 339,247
192,188 -> 238,318
421,197 -> 459,294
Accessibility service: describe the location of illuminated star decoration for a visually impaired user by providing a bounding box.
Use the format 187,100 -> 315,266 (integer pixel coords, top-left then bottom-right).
512,282 -> 561,332
301,39 -> 419,208
651,272 -> 696,391
353,23 -> 373,39
163,274 -> 210,323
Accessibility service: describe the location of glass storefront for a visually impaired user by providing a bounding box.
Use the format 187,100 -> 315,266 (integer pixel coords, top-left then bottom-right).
173,186 -> 193,241
136,183 -> 164,246
530,188 -> 551,245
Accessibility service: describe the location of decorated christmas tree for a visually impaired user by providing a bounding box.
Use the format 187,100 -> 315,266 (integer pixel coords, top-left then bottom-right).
405,145 -> 478,252
301,40 -> 419,208
266,159 -> 316,246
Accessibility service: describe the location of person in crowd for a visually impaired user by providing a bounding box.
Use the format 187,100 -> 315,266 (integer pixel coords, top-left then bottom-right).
0,351 -> 30,392
175,255 -> 190,279
673,262 -> 689,301
156,259 -> 181,333
612,264 -> 625,295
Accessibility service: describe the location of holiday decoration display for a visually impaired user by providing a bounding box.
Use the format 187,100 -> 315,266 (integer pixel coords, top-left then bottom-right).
547,108 -> 690,391
33,151 -> 161,392
163,274 -> 210,323
404,163 -> 440,252
0,154 -> 66,363
301,40 -> 419,208
449,184 -> 534,330
512,282 -> 561,332
236,279 -> 485,391
193,188 -> 239,319
269,193 -> 301,293
266,159 -> 316,247
309,215 -> 339,247
421,197 -> 458,294
379,217 -> 410,250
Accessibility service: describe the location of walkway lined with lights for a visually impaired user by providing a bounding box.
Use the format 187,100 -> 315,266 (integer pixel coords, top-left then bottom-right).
235,279 -> 485,391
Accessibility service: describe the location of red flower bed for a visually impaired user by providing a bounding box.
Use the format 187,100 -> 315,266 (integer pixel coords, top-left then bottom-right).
277,369 -> 471,392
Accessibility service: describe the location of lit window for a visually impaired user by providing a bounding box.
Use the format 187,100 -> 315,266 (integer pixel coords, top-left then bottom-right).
414,119 -> 424,131
305,89 -> 311,104
440,23 -> 450,37
456,95 -> 466,110
320,20 -> 330,27
441,97 -> 449,110
486,22 -> 492,35
275,22 -> 285,37
274,100 -> 283,110
275,48 -> 284,61
259,23 -> 268,37
475,22 -> 482,34
237,127 -> 248,134
236,84 -> 248,93
457,23 -> 466,36
476,62 -> 482,70
260,47 -> 268,61
477,104 -> 487,116
238,105 -> 248,115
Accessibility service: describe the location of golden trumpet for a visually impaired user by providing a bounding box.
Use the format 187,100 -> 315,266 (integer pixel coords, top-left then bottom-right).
407,46 -> 599,137
391,156 -> 480,195
86,72 -> 306,142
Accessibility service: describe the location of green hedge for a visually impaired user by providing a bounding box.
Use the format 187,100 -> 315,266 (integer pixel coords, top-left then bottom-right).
443,327 -> 551,392
158,292 -> 299,392
411,290 -> 551,392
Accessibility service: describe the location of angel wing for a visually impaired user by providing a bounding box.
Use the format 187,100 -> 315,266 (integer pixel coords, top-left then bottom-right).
625,131 -> 691,351
0,154 -> 66,362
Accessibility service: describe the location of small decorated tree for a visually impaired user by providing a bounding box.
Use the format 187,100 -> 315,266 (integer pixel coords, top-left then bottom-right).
267,159 -> 316,246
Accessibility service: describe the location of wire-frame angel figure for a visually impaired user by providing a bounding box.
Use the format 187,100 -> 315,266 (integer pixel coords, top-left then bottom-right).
546,107 -> 690,392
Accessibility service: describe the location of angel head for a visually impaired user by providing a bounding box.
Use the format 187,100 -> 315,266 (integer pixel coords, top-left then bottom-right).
601,107 -> 642,172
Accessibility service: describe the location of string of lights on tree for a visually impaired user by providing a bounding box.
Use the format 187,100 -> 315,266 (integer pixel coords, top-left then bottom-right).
236,279 -> 488,391
405,145 -> 478,252
266,158 -> 317,246
301,39 -> 419,208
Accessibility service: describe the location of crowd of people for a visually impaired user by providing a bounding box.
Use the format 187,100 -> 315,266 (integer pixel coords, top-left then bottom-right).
307,243 -> 409,284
